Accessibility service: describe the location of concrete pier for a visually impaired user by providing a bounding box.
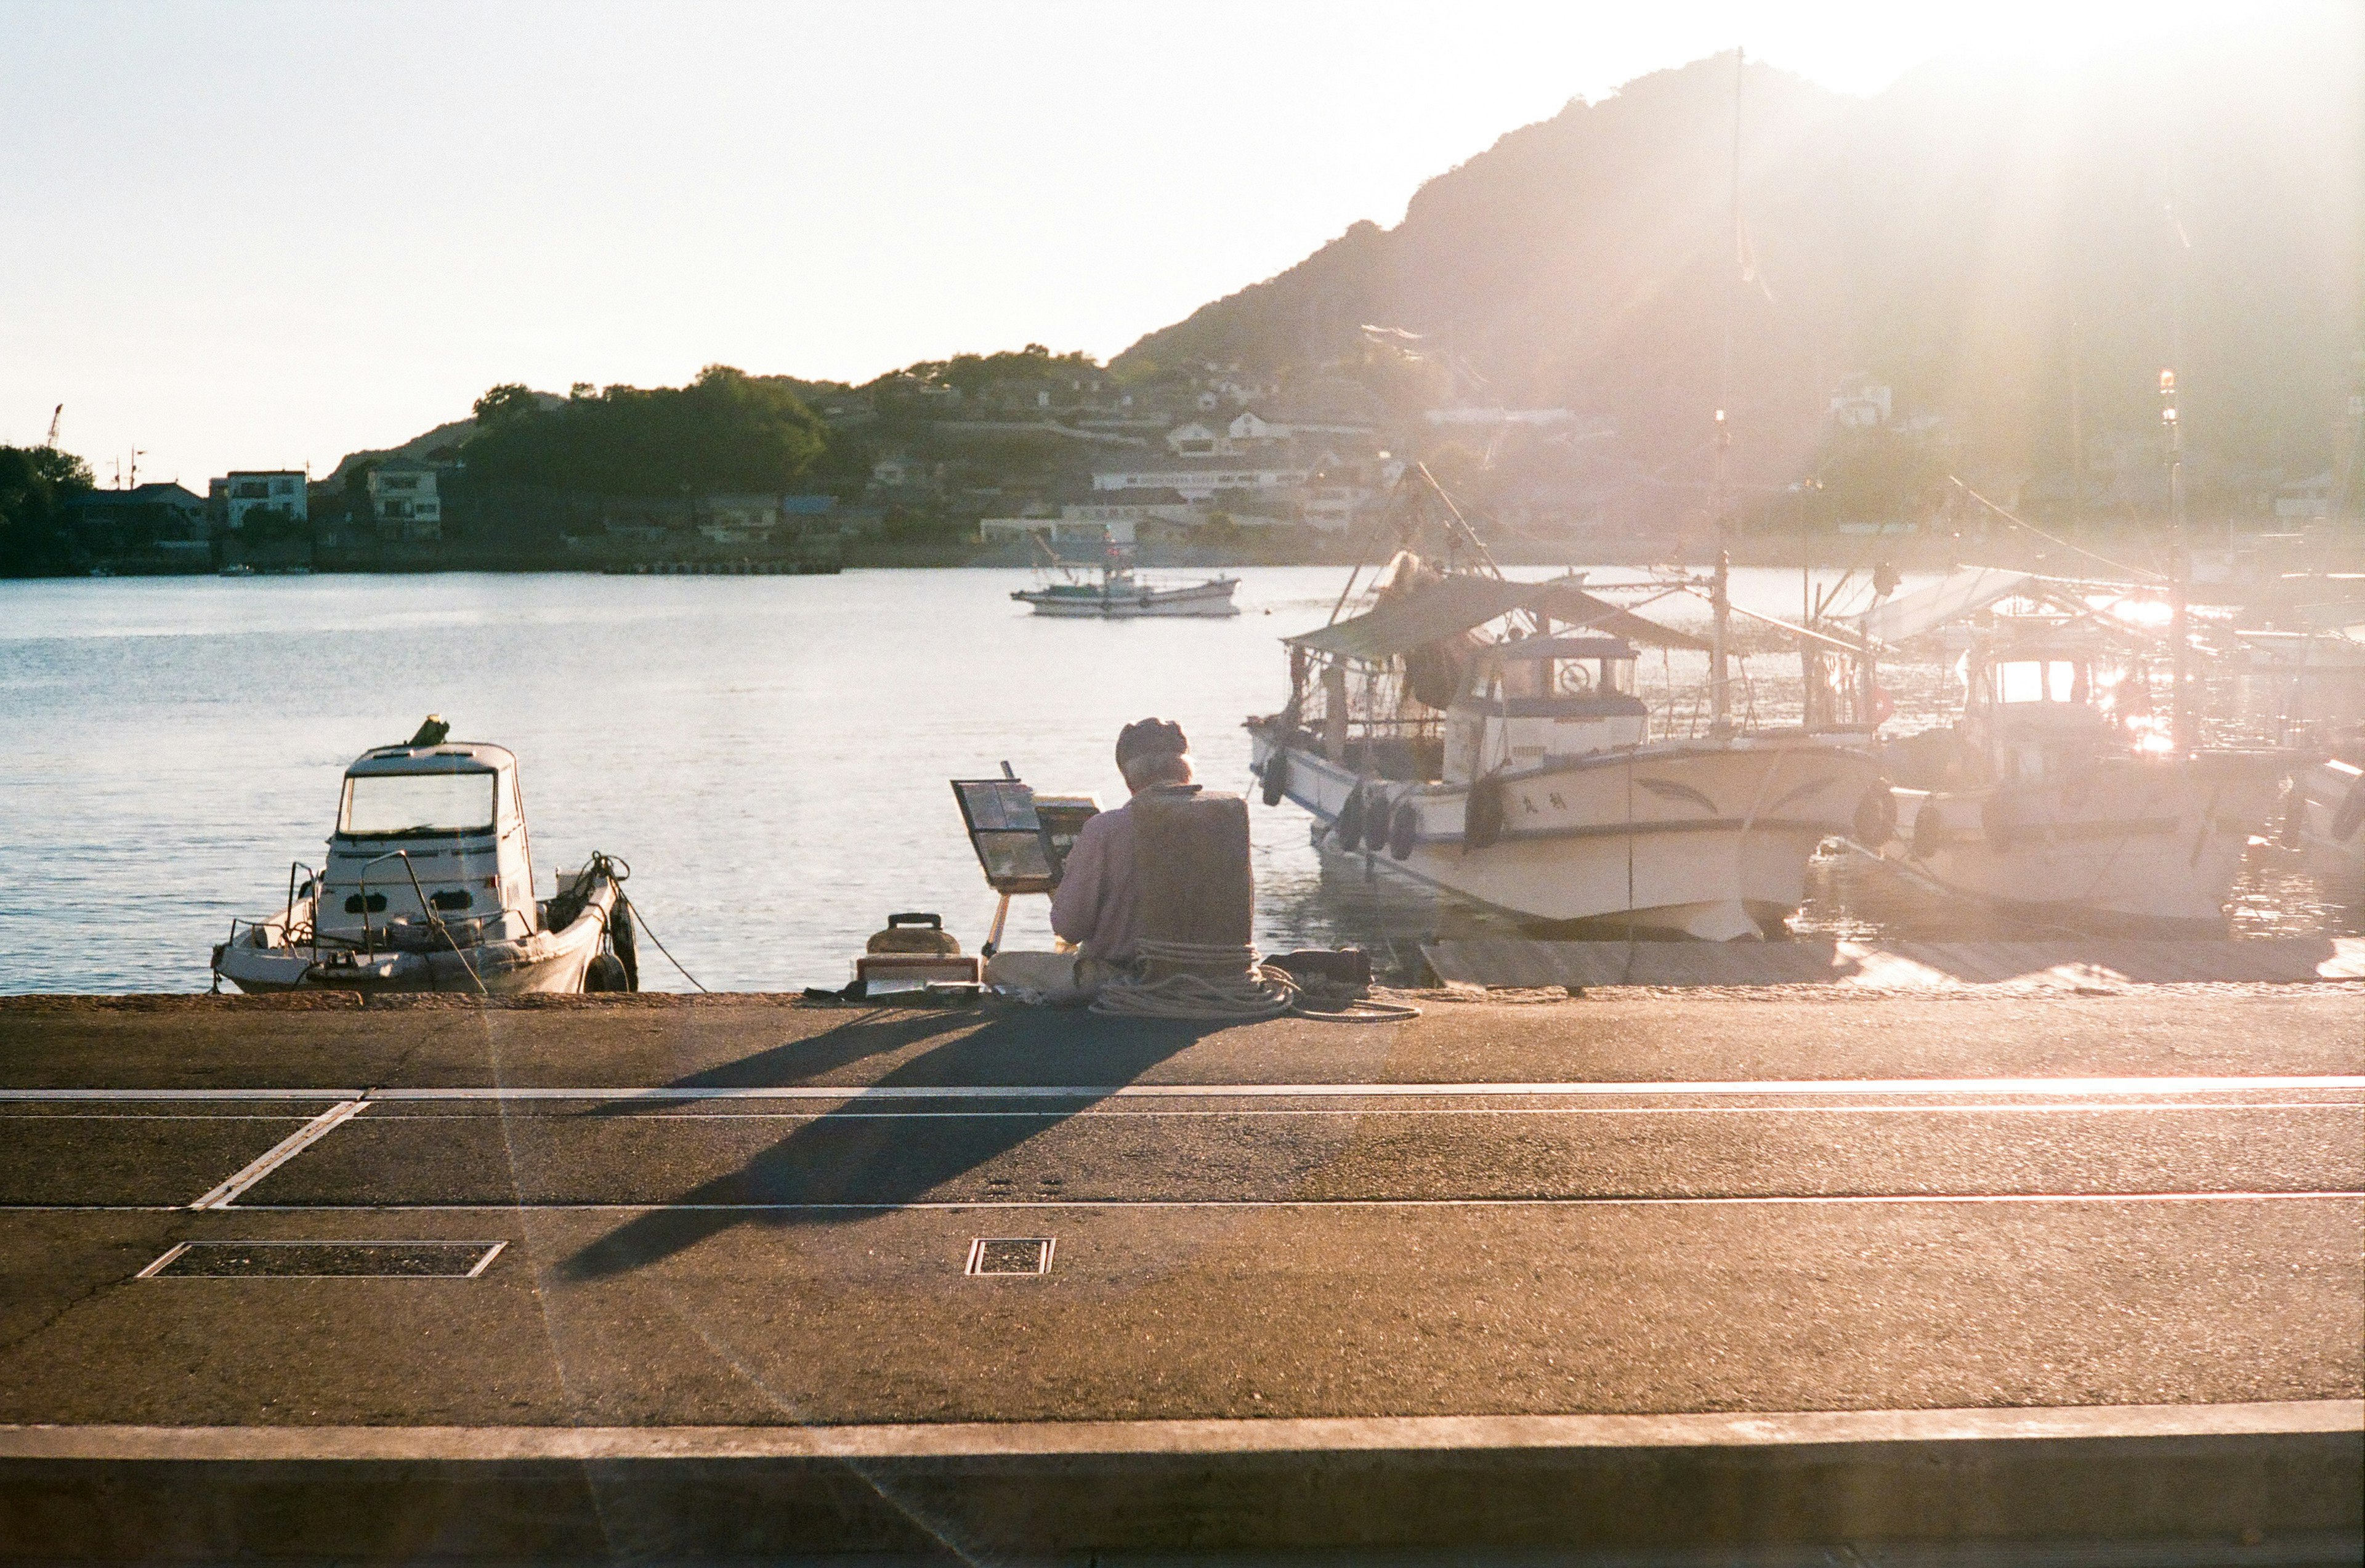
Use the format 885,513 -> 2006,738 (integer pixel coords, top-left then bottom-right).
1,990 -> 2358,1560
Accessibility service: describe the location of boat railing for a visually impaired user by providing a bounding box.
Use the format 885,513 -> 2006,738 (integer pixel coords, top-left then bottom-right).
283,860 -> 317,950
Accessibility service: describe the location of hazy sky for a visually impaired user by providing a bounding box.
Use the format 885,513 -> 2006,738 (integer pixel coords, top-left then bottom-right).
0,0 -> 2323,485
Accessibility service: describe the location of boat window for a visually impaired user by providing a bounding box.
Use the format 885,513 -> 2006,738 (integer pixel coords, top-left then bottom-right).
339,772 -> 498,836
1995,660 -> 2078,704
1498,660 -> 1546,698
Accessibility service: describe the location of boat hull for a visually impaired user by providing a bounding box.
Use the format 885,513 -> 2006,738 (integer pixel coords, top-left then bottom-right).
2289,758 -> 2365,878
1251,732 -> 1885,939
1883,756 -> 2289,928
213,876 -> 620,995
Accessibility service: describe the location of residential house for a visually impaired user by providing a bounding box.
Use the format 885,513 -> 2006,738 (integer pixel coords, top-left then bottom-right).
210,469 -> 310,531
697,493 -> 782,546
1165,422 -> 1223,456
1422,406 -> 1577,430
1090,451 -> 1321,503
870,454 -> 932,488
365,459 -> 443,542
64,483 -> 211,567
1830,374 -> 1893,430
2275,472 -> 2335,521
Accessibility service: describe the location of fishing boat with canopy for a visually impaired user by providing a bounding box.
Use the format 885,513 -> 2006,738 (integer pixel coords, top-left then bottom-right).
1246,471 -> 1888,939
1848,569 -> 2296,927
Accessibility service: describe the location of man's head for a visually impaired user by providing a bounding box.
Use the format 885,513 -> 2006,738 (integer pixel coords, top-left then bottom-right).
1115,717 -> 1193,794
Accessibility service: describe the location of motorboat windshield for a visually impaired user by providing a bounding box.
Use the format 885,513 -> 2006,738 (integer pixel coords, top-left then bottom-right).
338,769 -> 498,838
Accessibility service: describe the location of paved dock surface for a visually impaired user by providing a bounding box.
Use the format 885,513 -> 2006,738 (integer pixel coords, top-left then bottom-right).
0,990 -> 2358,1559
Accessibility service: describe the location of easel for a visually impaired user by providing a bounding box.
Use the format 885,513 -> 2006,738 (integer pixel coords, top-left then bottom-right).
950,762 -> 1099,957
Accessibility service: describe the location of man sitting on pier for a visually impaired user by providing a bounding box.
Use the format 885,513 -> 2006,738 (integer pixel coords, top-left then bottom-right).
1049,717 -> 1197,966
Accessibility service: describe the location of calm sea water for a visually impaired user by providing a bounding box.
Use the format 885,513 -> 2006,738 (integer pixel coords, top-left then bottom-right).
1,568 -> 2353,993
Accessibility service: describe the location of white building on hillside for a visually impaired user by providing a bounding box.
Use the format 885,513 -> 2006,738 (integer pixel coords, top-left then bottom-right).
1830,374 -> 1893,430
211,469 -> 309,530
1091,451 -> 1319,503
366,459 -> 442,541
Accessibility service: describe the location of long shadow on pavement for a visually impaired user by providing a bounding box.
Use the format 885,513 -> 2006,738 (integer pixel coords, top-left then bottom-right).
556,1006 -> 1227,1280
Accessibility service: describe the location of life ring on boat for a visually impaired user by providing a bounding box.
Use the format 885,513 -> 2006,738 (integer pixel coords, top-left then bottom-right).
2332,774 -> 2365,842
1332,788 -> 1367,850
1910,801 -> 1946,858
1981,793 -> 2015,852
1260,748 -> 1289,807
1388,799 -> 1420,860
1852,785 -> 1899,847
1362,788 -> 1396,853
1464,774 -> 1507,852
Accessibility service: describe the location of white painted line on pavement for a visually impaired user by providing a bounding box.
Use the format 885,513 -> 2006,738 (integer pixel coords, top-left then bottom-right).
347,1099 -> 2364,1120
340,1074 -> 2365,1101
4,1075 -> 2359,1106
186,1099 -> 370,1211
221,1189 -> 2365,1212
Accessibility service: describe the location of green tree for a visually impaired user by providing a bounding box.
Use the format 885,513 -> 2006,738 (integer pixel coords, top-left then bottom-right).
0,445 -> 94,575
459,368 -> 830,496
472,384 -> 541,427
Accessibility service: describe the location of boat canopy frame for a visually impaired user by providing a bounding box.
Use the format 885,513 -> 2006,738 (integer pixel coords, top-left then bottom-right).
1284,576 -> 1708,665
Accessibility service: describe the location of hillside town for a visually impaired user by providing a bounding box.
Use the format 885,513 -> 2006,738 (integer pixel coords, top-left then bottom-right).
15,340 -> 2361,578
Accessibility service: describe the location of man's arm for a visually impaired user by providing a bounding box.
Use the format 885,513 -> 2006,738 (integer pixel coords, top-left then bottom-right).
1049,813 -> 1110,948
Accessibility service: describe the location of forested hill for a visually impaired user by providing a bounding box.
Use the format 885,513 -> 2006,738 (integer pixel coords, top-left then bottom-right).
1114,24 -> 2361,495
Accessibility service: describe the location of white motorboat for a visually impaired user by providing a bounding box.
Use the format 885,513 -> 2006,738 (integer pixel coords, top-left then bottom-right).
1864,613 -> 2292,929
211,721 -> 639,995
1013,552 -> 1238,618
1247,562 -> 1887,940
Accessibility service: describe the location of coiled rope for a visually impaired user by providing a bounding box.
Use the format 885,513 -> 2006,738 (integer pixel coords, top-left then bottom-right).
1089,939 -> 1420,1023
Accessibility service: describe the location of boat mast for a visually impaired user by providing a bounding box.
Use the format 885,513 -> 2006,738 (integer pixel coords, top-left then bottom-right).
2163,153 -> 2194,755
2164,366 -> 2193,751
1708,47 -> 1742,739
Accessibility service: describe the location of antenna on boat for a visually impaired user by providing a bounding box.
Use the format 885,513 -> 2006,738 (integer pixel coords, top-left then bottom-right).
2163,146 -> 2195,755
1707,46 -> 1743,740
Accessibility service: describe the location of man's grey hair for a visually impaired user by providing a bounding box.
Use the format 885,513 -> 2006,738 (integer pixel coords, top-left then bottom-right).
1121,751 -> 1194,793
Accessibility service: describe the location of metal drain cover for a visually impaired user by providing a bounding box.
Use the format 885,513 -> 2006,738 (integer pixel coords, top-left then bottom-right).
966,1237 -> 1054,1276
139,1241 -> 506,1279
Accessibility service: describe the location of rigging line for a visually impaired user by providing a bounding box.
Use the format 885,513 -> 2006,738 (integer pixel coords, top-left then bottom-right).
1947,476 -> 2165,584
616,889 -> 709,994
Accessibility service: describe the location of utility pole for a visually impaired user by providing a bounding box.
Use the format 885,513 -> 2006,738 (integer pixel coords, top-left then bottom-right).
44,405 -> 62,448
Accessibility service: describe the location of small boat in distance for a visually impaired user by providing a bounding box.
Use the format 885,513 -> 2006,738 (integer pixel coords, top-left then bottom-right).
1013,546 -> 1239,618
211,717 -> 640,995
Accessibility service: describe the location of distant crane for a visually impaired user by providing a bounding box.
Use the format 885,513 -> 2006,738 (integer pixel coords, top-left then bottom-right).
44,404 -> 62,448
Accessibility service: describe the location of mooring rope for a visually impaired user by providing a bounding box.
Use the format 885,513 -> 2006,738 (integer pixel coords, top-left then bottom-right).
1088,939 -> 1419,1022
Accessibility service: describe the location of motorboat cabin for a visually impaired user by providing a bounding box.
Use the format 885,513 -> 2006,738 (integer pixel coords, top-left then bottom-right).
211,722 -> 633,995
1443,635 -> 1647,784
318,742 -> 539,949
